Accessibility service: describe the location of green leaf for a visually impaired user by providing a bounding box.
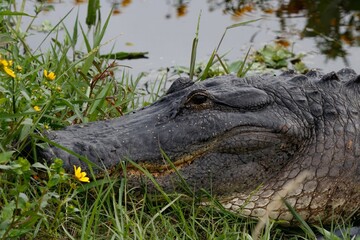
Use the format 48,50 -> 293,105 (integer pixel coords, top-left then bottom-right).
0,112 -> 38,119
86,0 -> 100,26
94,6 -> 113,47
39,192 -> 54,209
14,157 -> 31,173
0,34 -> 15,47
200,49 -> 216,80
189,11 -> 201,80
294,61 -> 308,73
47,174 -> 60,188
0,201 -> 15,229
17,193 -> 29,209
225,18 -> 262,30
314,226 -> 342,240
50,158 -> 64,173
79,23 -> 92,53
0,151 -> 14,164
100,51 -> 148,60
32,162 -> 48,170
237,46 -> 252,77
57,98 -> 85,123
72,12 -> 79,47
80,47 -> 97,76
88,82 -> 113,118
0,10 -> 34,17
283,199 -> 316,237
0,164 -> 21,170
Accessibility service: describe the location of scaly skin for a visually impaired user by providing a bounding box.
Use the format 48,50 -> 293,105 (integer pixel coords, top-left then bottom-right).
38,68 -> 360,224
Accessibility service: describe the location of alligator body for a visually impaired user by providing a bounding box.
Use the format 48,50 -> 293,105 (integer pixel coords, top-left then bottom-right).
39,68 -> 360,224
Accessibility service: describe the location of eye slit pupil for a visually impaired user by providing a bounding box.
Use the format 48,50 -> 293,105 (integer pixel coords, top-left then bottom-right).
190,94 -> 208,105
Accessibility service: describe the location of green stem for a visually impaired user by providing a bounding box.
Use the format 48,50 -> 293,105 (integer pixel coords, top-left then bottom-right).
11,77 -> 16,114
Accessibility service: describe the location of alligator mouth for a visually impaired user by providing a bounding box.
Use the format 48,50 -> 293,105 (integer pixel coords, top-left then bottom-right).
121,126 -> 283,178
125,145 -> 212,177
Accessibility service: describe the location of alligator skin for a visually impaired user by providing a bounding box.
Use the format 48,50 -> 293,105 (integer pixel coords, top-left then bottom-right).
38,68 -> 360,225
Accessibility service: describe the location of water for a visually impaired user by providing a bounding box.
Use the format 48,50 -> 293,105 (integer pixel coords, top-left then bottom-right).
22,0 -> 360,76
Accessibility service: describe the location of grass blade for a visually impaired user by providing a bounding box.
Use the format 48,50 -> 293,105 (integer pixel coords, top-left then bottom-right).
283,199 -> 316,238
215,54 -> 229,75
237,46 -> 252,77
0,10 -> 34,17
33,8 -> 73,53
216,18 -> 261,54
226,18 -> 262,30
199,49 -> 216,80
189,11 -> 201,80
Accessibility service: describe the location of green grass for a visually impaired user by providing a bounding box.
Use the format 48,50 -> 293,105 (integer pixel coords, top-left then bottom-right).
0,1 -> 355,239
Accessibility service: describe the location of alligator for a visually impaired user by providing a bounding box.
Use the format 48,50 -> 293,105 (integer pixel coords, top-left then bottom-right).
38,68 -> 360,225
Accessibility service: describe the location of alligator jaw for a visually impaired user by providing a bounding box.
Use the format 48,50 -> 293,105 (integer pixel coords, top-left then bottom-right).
123,127 -> 281,178
40,112 -> 293,195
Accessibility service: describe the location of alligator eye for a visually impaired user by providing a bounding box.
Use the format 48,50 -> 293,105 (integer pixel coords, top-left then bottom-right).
189,93 -> 208,105
185,92 -> 212,109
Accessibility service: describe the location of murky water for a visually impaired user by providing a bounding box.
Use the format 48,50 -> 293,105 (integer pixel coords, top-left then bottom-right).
22,0 -> 360,75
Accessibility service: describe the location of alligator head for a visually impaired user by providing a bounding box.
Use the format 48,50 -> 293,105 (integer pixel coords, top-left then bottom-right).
38,69 -> 360,224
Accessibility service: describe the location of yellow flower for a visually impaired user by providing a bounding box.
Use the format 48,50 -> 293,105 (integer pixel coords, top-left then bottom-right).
3,66 -> 15,78
33,106 -> 41,112
44,70 -> 56,81
74,165 -> 90,183
0,59 -> 8,67
0,59 -> 16,78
